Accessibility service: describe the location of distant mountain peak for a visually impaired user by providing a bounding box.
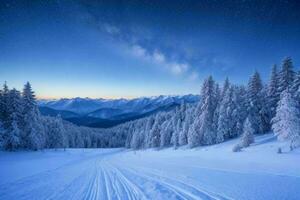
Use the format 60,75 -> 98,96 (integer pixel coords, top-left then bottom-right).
38,94 -> 200,127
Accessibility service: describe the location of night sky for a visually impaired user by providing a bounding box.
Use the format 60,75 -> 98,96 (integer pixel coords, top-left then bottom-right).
1,0 -> 300,99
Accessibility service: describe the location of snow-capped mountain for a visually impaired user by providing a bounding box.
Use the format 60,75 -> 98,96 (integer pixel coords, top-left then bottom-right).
38,94 -> 199,115
38,97 -> 105,114
38,94 -> 199,128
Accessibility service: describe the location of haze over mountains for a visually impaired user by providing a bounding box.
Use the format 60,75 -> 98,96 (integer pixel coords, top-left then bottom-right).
38,95 -> 199,128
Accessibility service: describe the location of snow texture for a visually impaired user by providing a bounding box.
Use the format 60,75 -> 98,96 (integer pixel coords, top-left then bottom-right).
0,134 -> 299,200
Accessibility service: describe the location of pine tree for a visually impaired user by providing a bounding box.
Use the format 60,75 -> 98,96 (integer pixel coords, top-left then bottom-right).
217,86 -> 235,141
278,57 -> 295,94
272,90 -> 300,149
149,114 -> 161,148
0,120 -> 4,148
2,89 -> 24,150
240,118 -> 255,147
4,115 -> 21,151
292,71 -> 300,101
160,120 -> 172,147
45,116 -> 66,149
131,128 -> 141,149
268,65 -> 280,119
179,108 -> 192,146
0,88 -> 3,123
212,83 -> 221,135
214,81 -> 230,143
144,116 -> 155,148
24,110 -> 45,150
22,82 -> 36,114
191,76 -> 217,146
259,85 -> 271,133
216,79 -> 232,142
221,77 -> 230,98
178,103 -> 188,146
232,86 -> 247,136
0,82 -> 10,128
292,70 -> 300,94
247,71 -> 265,134
22,82 -> 45,150
7,89 -> 23,127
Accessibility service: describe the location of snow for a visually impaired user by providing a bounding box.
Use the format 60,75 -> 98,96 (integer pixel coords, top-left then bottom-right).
0,133 -> 299,200
37,94 -> 200,115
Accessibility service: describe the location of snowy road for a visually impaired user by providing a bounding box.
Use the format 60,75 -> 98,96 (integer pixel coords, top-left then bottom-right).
0,134 -> 300,200
0,149 -> 228,200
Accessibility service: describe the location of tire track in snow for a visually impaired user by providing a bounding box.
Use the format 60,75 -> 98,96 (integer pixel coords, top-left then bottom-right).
1,149 -> 233,200
102,160 -> 192,200
84,165 -> 100,200
111,164 -> 232,200
123,162 -> 234,200
118,167 -> 198,200
45,169 -> 91,200
101,160 -> 148,200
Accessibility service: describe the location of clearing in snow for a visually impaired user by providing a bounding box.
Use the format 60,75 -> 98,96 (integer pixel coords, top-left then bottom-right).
0,133 -> 299,200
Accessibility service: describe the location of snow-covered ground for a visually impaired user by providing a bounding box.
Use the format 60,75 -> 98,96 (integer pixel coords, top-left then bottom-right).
0,133 -> 299,200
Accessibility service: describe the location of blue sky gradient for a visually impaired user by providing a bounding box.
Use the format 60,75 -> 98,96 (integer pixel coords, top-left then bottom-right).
1,0 -> 300,98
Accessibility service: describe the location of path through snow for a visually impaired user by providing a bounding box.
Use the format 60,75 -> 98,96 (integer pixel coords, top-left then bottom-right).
0,134 -> 299,200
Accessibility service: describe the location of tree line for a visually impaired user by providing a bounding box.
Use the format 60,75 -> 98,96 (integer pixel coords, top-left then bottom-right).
1,57 -> 299,151
115,57 -> 300,150
0,83 -> 125,151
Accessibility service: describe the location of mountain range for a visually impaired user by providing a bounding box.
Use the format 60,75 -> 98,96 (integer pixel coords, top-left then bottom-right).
38,94 -> 200,128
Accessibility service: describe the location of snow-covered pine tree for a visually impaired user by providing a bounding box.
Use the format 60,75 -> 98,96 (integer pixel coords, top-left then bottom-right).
221,77 -> 230,98
149,114 -> 161,148
278,57 -> 295,94
0,82 -> 10,129
179,106 -> 193,146
259,85 -> 271,133
227,87 -> 237,138
171,108 -> 180,148
22,82 -> 45,150
131,119 -> 147,149
232,86 -> 248,136
0,121 -> 4,148
3,88 -> 23,150
144,116 -> 155,148
217,85 -> 235,141
230,87 -> 240,137
212,83 -> 221,136
292,70 -> 300,101
272,90 -> 300,149
7,89 -> 23,126
74,129 -> 84,148
4,113 -> 21,151
268,65 -> 280,119
137,120 -> 146,148
124,123 -> 134,148
291,70 -> 300,93
22,82 -> 36,115
198,76 -> 217,145
160,120 -> 173,147
0,88 -> 3,124
216,80 -> 231,143
178,103 -> 188,146
83,131 -> 92,148
25,110 -> 46,150
247,71 -> 265,134
131,128 -> 141,149
240,117 -> 255,147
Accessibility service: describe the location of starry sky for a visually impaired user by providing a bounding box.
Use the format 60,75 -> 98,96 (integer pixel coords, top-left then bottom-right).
1,0 -> 300,99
